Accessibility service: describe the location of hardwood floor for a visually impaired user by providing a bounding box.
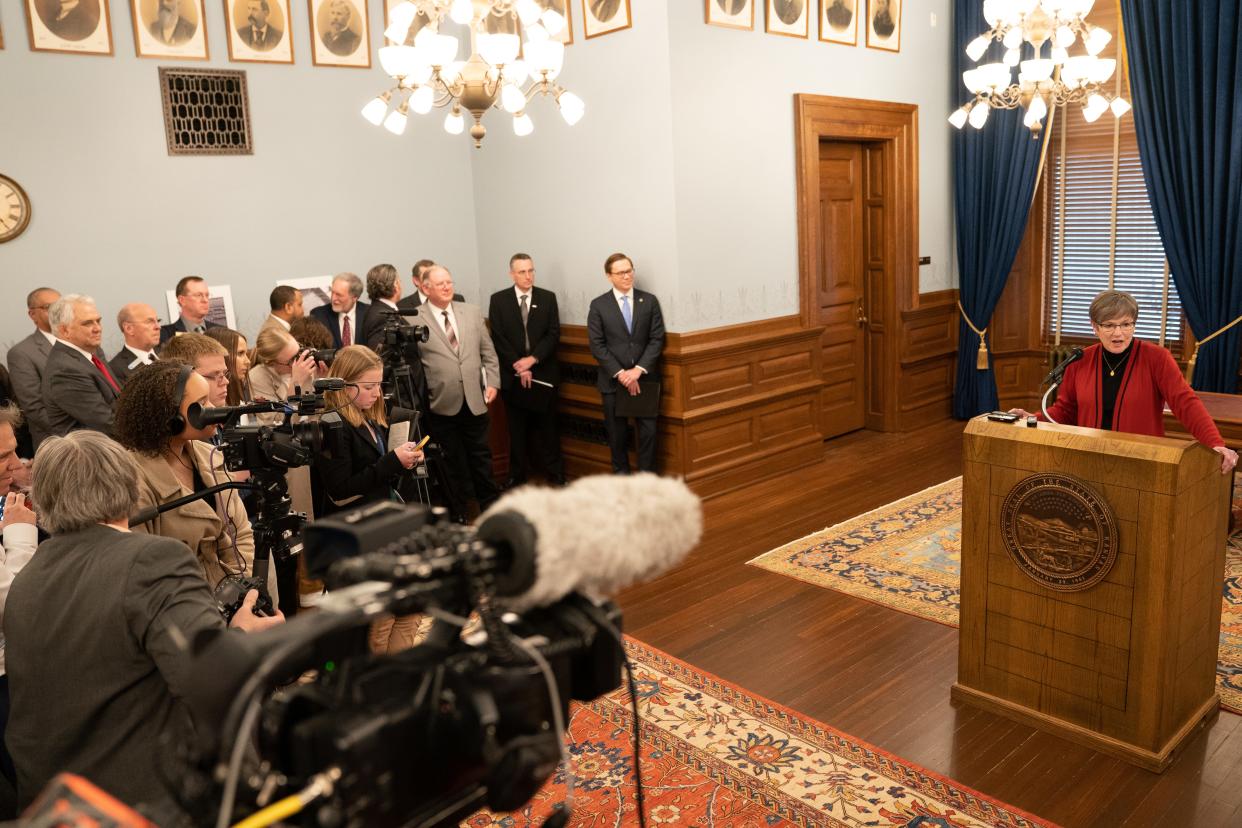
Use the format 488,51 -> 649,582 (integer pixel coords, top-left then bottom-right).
617,419 -> 1242,828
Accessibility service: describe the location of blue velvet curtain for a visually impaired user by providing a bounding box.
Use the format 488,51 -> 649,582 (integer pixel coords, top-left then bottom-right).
1119,0 -> 1242,392
951,1 -> 1048,418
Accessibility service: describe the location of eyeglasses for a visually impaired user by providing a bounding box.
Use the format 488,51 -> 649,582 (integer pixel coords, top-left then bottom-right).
610,268 -> 634,277
200,370 -> 231,383
1097,321 -> 1135,332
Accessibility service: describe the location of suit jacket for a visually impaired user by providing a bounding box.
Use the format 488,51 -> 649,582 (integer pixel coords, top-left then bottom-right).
108,345 -> 156,385
321,26 -> 359,56
41,341 -> 119,437
488,286 -> 561,394
257,314 -> 290,340
6,331 -> 55,448
362,299 -> 402,351
414,302 -> 500,417
396,291 -> 464,312
6,525 -> 225,818
148,15 -> 195,44
310,301 -> 370,349
586,289 -> 666,394
237,22 -> 282,50
314,417 -> 405,514
159,317 -> 223,345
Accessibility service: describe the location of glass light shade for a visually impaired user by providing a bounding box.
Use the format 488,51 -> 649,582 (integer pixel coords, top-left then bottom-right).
439,61 -> 465,85
1051,46 -> 1068,63
1004,48 -> 1021,66
948,106 -> 970,129
410,84 -> 435,114
980,62 -> 1011,90
1071,0 -> 1096,15
1023,107 -> 1041,128
449,0 -> 473,24
1084,26 -> 1112,55
380,45 -> 425,79
1041,0 -> 1066,13
1054,25 -> 1075,48
1060,55 -> 1094,85
962,68 -> 986,93
1002,27 -> 1023,49
480,32 -> 520,66
541,9 -> 566,35
1082,93 -> 1109,122
429,33 -> 459,66
558,91 -> 585,125
361,94 -> 390,126
525,22 -> 550,42
1027,95 -> 1048,121
503,59 -> 529,85
525,40 -> 564,75
384,1 -> 416,41
1088,57 -> 1116,83
969,99 -> 991,128
414,26 -> 436,48
444,110 -> 465,134
383,104 -> 408,135
501,83 -> 526,113
516,0 -> 542,26
513,112 -> 534,136
1110,97 -> 1132,117
1021,58 -> 1054,81
966,34 -> 991,62
982,0 -> 1004,26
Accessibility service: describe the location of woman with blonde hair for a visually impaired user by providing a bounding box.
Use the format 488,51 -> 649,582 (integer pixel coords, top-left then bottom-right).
247,327 -> 317,418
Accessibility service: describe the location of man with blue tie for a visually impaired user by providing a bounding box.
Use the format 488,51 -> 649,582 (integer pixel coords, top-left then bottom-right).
586,252 -> 665,474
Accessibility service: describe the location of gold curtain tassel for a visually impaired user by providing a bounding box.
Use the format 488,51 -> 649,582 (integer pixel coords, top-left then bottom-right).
1185,345 -> 1199,383
977,339 -> 989,371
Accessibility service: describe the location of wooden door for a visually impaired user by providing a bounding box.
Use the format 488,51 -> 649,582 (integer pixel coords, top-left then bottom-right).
815,140 -> 868,438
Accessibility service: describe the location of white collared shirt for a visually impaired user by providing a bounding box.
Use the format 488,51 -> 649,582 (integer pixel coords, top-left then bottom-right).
612,287 -> 635,314
125,346 -> 157,368
515,286 -> 533,306
338,306 -> 358,341
271,314 -> 291,331
379,298 -> 399,311
429,302 -> 458,339
56,338 -> 96,363
39,329 -> 56,347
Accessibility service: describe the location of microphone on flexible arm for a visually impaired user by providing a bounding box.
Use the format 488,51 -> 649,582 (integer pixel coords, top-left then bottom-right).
1040,347 -> 1083,424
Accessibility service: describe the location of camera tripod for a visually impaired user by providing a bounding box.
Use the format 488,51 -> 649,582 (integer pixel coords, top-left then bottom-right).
381,340 -> 460,513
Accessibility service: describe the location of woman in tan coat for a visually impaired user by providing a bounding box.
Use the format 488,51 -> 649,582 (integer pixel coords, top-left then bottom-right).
113,361 -> 277,604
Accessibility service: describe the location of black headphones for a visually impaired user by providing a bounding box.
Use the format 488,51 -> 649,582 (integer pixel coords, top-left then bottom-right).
167,363 -> 194,437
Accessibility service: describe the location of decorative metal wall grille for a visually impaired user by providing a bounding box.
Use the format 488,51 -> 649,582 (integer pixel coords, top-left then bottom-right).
561,363 -> 598,387
561,414 -> 623,447
159,68 -> 253,156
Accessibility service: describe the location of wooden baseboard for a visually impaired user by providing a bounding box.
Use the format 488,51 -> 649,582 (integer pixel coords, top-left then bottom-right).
950,683 -> 1219,773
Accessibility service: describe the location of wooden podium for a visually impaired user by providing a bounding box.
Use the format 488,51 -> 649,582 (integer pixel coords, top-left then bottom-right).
953,416 -> 1230,772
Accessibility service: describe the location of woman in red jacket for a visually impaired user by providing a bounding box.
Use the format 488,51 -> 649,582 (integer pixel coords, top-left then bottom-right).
1012,290 -> 1238,474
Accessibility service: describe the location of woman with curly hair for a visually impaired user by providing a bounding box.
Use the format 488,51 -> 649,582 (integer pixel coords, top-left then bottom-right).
114,360 -> 277,603
204,327 -> 253,407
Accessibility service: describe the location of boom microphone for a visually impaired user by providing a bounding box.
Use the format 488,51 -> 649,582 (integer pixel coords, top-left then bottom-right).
477,473 -> 703,612
1042,347 -> 1084,386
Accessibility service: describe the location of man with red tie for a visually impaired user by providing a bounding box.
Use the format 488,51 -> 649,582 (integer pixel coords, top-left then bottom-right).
310,272 -> 370,349
41,295 -> 121,437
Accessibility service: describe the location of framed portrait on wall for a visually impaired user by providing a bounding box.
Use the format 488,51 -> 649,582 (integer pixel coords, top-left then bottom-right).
540,0 -> 573,44
765,0 -> 807,38
866,0 -> 899,51
706,0 -> 753,31
224,0 -> 294,63
309,0 -> 370,67
25,0 -> 114,55
819,0 -> 856,45
132,0 -> 209,59
383,0 -> 429,44
582,0 -> 629,39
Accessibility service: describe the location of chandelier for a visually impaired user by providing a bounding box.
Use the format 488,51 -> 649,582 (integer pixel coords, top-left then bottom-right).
361,0 -> 585,147
949,0 -> 1130,137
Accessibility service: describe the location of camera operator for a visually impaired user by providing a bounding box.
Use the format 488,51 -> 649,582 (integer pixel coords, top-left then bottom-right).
114,362 -> 277,604
248,328 -> 317,420
4,431 -> 282,821
361,262 -> 402,350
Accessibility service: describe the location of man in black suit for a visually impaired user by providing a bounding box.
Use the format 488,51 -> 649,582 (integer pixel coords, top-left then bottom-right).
148,0 -> 196,44
159,275 -> 223,344
41,295 -> 121,437
36,0 -> 100,41
6,287 -> 60,450
586,253 -> 665,474
397,259 -> 464,311
320,0 -> 360,55
108,303 -> 162,384
488,253 -> 564,487
310,273 -> 369,349
5,431 -> 280,821
362,262 -> 405,351
237,0 -> 282,50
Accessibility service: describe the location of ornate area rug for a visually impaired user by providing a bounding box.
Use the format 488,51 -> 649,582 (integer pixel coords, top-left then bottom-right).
466,639 -> 1056,827
748,478 -> 1242,714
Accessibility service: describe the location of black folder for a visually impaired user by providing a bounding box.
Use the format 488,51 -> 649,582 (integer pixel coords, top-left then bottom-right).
614,381 -> 661,418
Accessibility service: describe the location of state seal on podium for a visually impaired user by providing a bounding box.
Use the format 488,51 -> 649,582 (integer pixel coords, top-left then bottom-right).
1000,473 -> 1119,592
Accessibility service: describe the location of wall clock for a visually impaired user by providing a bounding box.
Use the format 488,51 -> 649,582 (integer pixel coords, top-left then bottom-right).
0,175 -> 32,243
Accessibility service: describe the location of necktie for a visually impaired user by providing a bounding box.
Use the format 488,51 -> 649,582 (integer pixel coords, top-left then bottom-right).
442,311 -> 459,351
342,315 -> 352,347
149,352 -> 159,363
92,355 -> 121,393
621,295 -> 633,334
519,294 -> 530,352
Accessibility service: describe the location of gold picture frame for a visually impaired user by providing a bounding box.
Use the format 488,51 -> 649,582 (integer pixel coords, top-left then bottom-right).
706,0 -> 754,31
309,0 -> 370,67
132,0 -> 209,60
765,0 -> 808,39
25,0 -> 114,55
582,0 -> 629,39
865,0 -> 899,52
225,0 -> 294,64
819,0 -> 856,45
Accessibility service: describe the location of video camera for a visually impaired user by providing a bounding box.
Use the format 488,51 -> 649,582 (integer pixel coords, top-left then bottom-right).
299,347 -> 338,366
173,501 -> 627,828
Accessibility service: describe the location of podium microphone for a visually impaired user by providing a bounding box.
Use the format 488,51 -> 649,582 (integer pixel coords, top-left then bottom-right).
1042,347 -> 1084,387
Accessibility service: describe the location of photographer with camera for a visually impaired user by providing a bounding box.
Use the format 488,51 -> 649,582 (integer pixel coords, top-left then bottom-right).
4,430 -> 281,822
115,362 -> 278,605
248,328 -> 317,421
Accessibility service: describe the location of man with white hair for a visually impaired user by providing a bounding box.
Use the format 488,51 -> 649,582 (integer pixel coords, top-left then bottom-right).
310,272 -> 370,349
40,294 -> 120,437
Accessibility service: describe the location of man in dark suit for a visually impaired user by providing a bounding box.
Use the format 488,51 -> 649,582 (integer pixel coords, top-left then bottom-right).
362,262 -> 405,351
6,287 -> 60,450
310,272 -> 370,349
397,259 -> 464,311
148,0 -> 196,44
159,275 -> 223,344
586,252 -> 665,474
415,265 -> 501,521
36,0 -> 100,41
320,0 -> 360,55
488,253 -> 564,487
5,431 -> 280,821
237,0 -> 282,50
41,295 -> 121,437
108,303 -> 162,385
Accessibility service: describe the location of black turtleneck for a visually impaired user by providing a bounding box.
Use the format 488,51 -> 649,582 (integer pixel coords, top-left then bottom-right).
1099,340 -> 1134,430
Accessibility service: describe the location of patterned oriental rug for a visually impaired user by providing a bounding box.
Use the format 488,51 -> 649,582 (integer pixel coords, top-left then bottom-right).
748,478 -> 1242,714
466,639 -> 1056,828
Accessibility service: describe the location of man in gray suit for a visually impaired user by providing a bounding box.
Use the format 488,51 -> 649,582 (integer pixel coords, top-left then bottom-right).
415,265 -> 501,521
6,287 -> 60,450
41,295 -> 121,437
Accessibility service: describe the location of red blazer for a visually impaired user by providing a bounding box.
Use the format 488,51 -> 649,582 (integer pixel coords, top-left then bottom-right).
1043,340 -> 1223,448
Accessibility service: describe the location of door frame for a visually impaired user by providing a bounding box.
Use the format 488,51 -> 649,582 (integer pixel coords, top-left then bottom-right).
794,94 -> 919,432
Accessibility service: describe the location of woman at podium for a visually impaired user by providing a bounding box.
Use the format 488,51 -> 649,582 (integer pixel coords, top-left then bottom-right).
1011,290 -> 1238,474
